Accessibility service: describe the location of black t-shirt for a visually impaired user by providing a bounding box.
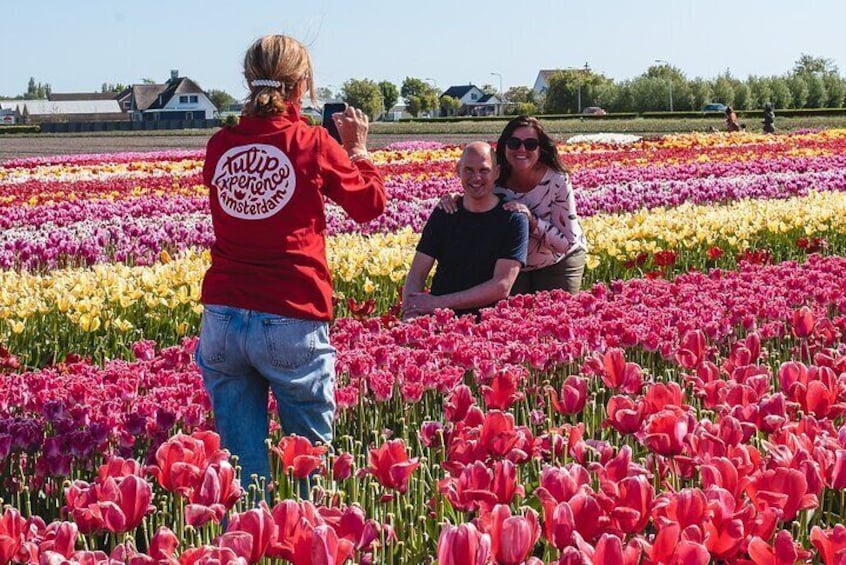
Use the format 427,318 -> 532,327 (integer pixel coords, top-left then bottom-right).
416,197 -> 529,316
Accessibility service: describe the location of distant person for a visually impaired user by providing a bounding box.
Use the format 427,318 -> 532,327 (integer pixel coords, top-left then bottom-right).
196,34 -> 386,494
763,103 -> 776,134
725,106 -> 741,132
439,116 -> 588,294
402,142 -> 528,320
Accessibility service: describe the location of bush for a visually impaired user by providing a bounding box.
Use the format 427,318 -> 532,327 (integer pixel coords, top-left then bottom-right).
0,125 -> 40,134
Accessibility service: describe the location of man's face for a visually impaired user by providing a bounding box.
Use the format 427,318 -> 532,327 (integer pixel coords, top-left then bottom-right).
457,148 -> 498,201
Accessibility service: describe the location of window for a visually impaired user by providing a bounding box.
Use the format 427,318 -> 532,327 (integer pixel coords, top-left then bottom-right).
185,112 -> 193,120
189,95 -> 198,104
471,93 -> 478,100
179,95 -> 189,104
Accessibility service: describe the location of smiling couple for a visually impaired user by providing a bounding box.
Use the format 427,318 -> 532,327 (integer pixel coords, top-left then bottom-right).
402,115 -> 589,321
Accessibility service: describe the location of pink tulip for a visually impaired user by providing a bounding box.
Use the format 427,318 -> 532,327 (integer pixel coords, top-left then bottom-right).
437,522 -> 490,565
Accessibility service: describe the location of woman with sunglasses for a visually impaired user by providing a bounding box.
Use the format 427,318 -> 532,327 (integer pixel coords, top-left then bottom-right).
440,115 -> 587,294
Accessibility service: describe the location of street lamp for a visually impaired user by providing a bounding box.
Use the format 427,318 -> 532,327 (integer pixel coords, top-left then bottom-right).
654,59 -> 674,112
490,72 -> 503,115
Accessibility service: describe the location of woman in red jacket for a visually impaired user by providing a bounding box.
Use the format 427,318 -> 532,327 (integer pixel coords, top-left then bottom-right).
196,34 -> 386,497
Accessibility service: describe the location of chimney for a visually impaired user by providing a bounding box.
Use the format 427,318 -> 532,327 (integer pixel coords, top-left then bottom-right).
170,70 -> 179,81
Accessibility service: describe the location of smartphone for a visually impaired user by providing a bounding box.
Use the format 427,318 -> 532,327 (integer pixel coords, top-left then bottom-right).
321,102 -> 347,143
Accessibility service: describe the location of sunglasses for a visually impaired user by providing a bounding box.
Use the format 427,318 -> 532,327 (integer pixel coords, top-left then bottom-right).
505,137 -> 540,151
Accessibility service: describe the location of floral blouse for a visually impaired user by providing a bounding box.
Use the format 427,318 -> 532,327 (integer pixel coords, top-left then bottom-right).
494,168 -> 588,271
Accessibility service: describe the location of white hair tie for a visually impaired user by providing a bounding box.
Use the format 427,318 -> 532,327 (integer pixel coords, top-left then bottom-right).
250,79 -> 282,88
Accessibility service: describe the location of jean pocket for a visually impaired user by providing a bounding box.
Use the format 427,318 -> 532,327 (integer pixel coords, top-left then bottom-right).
263,318 -> 319,369
199,306 -> 232,365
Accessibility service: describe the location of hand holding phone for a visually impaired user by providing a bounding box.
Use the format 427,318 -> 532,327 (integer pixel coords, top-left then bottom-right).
321,102 -> 347,143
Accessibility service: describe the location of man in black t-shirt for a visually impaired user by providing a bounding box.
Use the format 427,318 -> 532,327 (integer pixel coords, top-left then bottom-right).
402,142 -> 529,319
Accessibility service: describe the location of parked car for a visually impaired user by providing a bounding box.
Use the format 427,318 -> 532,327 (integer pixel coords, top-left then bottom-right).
702,103 -> 727,113
583,106 -> 607,116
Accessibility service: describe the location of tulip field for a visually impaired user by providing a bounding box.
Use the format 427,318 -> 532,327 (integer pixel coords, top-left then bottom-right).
3,130 -> 846,563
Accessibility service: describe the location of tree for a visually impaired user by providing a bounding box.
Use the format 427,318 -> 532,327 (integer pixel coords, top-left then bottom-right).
480,83 -> 498,96
688,78 -> 714,110
401,77 -> 438,116
439,95 -> 461,116
101,83 -> 127,93
341,78 -> 383,119
378,81 -> 399,112
207,89 -> 236,112
823,74 -> 846,108
24,77 -> 50,100
504,86 -> 536,105
786,74 -> 809,108
314,87 -> 335,101
406,95 -> 422,117
792,54 -> 838,77
769,77 -> 793,109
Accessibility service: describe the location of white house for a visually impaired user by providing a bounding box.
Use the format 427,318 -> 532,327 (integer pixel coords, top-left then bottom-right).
440,85 -> 501,116
131,70 -> 216,122
533,70 -> 559,94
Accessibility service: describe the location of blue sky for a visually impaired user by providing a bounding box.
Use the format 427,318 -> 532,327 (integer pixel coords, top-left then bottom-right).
3,0 -> 845,99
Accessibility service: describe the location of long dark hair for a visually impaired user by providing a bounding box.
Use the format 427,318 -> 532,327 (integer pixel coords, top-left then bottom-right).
495,115 -> 566,186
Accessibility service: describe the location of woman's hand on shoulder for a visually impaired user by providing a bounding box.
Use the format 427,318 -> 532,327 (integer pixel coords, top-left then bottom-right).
503,201 -> 537,232
436,193 -> 461,214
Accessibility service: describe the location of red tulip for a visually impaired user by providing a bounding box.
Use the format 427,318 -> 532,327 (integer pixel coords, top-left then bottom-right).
598,348 -> 643,394
549,376 -> 588,416
707,246 -> 724,260
481,368 -> 524,410
268,500 -> 322,562
271,435 -> 329,479
746,467 -> 818,522
481,505 -> 540,565
332,452 -> 354,481
640,406 -> 690,456
703,488 -> 746,560
608,475 -> 654,534
479,410 -> 518,458
444,385 -> 476,423
309,524 -> 355,565
640,522 -> 710,565
576,532 -> 641,565
810,524 -> 846,565
791,306 -> 815,338
319,504 -> 380,552
605,395 -> 645,435
830,449 -> 846,489
747,529 -> 800,565
365,439 -> 419,493
0,507 -> 25,564
534,464 -> 590,505
653,488 -> 707,531
152,431 -> 228,497
178,545 -> 248,564
100,474 -> 155,533
224,505 -> 277,564
148,526 -> 179,561
437,522 -> 490,565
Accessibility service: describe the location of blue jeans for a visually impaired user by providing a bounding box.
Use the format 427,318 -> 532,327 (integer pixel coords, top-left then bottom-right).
195,305 -> 336,494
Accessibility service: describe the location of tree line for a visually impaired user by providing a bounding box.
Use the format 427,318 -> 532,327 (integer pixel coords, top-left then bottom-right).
9,54 -> 842,119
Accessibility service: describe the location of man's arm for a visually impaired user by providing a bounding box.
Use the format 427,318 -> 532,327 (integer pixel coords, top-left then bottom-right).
402,252 -> 436,320
404,258 -> 521,317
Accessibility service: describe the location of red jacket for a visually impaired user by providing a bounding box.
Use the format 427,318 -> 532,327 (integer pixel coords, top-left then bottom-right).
201,105 -> 386,321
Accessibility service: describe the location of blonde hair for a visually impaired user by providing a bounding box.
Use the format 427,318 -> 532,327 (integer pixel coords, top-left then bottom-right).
243,35 -> 315,117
